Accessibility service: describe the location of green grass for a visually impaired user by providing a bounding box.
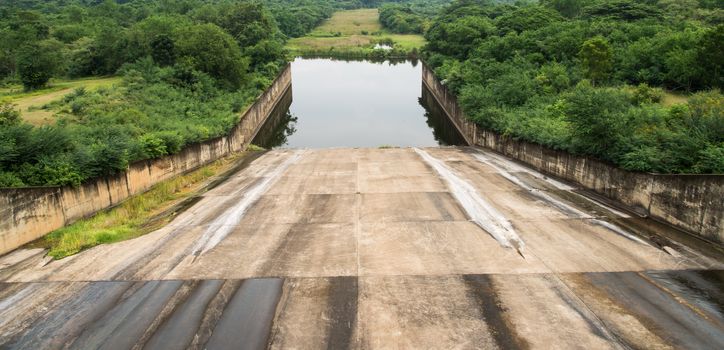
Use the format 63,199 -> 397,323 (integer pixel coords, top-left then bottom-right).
0,76 -> 121,125
661,90 -> 689,106
287,9 -> 426,57
33,151 -> 250,259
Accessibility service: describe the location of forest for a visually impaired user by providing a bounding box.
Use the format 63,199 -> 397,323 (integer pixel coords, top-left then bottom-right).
379,0 -> 451,34
0,0 -> 335,187
423,0 -> 723,174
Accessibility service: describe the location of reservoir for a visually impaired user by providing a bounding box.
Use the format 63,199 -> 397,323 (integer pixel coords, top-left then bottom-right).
253,58 -> 465,148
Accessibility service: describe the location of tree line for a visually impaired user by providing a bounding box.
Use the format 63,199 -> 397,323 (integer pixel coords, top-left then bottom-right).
423,0 -> 723,174
379,0 -> 452,34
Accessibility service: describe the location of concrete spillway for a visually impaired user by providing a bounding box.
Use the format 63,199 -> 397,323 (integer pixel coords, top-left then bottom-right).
0,147 -> 722,349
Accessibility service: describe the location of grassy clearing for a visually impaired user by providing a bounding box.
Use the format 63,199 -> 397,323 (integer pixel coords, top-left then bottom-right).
1,76 -> 121,125
661,90 -> 689,106
287,9 -> 425,57
31,150 -> 256,259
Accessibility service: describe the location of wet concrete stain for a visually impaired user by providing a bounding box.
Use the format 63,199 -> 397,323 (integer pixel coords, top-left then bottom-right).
462,275 -> 530,349
7,281 -> 135,349
144,280 -> 224,350
645,270 -> 724,322
205,278 -> 283,350
583,271 -> 724,349
257,225 -> 312,275
425,191 -> 458,221
323,276 -> 358,350
545,276 -> 619,344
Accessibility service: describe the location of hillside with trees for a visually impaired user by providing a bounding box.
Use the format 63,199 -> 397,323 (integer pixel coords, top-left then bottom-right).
378,0 -> 452,34
423,0 -> 723,174
0,0 -> 333,187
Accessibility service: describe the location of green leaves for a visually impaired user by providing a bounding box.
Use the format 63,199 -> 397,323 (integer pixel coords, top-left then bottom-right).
579,36 -> 612,85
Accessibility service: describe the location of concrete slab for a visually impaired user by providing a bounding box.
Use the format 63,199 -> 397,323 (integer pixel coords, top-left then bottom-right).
242,194 -> 357,225
360,192 -> 467,222
266,174 -> 357,194
359,221 -> 548,275
170,223 -> 358,279
358,175 -> 447,193
515,218 -> 692,272
358,275 -> 498,349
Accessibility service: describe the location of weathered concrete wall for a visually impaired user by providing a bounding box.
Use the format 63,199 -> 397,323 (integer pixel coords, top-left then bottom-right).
422,63 -> 724,243
0,65 -> 292,255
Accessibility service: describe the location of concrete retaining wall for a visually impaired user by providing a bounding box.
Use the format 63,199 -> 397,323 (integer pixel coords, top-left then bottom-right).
0,64 -> 292,255
422,63 -> 724,243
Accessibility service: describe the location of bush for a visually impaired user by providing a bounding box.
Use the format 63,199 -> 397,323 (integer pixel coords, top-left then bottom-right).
0,102 -> 21,126
0,172 -> 24,187
631,83 -> 663,104
17,156 -> 82,187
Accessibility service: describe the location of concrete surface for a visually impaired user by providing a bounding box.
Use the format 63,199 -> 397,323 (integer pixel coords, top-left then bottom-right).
0,147 -> 722,349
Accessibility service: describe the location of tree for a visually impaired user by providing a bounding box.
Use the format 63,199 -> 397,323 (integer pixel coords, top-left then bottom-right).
219,2 -> 278,48
425,16 -> 495,59
541,0 -> 595,18
579,36 -> 612,85
150,34 -> 175,66
174,24 -> 248,89
495,6 -> 564,34
563,83 -> 632,158
16,43 -> 55,90
697,25 -> 723,89
581,0 -> 663,21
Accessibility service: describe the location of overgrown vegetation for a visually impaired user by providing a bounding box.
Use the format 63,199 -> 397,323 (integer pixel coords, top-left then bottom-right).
0,0 -> 333,187
424,0 -> 723,174
36,151 -> 251,259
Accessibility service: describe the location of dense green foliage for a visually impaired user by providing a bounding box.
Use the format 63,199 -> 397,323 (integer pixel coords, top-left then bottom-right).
424,0 -> 724,174
0,0 -> 334,187
379,0 -> 451,34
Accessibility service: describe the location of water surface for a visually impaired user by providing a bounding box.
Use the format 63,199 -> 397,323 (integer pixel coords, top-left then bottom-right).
253,58 -> 464,148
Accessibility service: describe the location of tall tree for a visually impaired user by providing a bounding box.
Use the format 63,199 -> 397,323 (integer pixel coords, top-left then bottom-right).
579,36 -> 612,85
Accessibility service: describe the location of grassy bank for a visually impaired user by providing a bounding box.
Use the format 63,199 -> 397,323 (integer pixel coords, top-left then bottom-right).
286,9 -> 425,58
1,76 -> 121,125
30,150 -> 261,259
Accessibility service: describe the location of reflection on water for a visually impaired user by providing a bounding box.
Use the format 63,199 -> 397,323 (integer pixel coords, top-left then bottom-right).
419,84 -> 467,146
251,87 -> 297,149
252,57 -> 465,148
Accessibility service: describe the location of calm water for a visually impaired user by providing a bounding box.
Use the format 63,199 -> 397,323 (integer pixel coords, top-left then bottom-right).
253,58 -> 465,148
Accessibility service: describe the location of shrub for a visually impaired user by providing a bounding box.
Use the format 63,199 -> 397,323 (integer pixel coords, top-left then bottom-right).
631,83 -> 663,104
0,102 -> 21,126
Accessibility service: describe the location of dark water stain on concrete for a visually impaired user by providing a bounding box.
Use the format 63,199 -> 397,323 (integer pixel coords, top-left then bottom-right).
204,278 -> 283,350
71,280 -> 183,350
544,275 -> 629,348
144,279 -> 224,350
257,225 -> 310,275
645,270 -> 724,322
9,281 -> 135,349
462,275 -> 530,350
584,271 -> 724,349
425,192 -> 458,221
324,276 -> 358,350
